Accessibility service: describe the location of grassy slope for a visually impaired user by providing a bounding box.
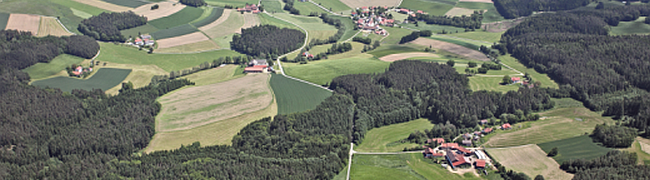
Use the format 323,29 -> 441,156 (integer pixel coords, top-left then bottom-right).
191,7 -> 224,28
31,68 -> 131,92
368,44 -> 423,58
22,54 -> 85,81
382,26 -> 414,44
538,135 -> 614,163
498,54 -> 559,89
149,6 -> 204,29
101,0 -> 148,8
283,54 -> 390,85
202,10 -> 243,38
261,0 -> 283,13
610,17 -> 650,35
401,23 -> 465,34
205,0 -> 258,7
350,154 -> 483,180
330,16 -> 357,42
96,42 -> 242,72
293,1 -> 328,16
0,13 -> 9,29
399,0 -> 455,16
180,65 -> 240,86
120,24 -> 160,38
272,13 -> 338,41
447,31 -> 503,43
311,0 -> 351,12
259,13 -> 299,30
355,119 -> 434,152
454,2 -> 505,23
468,76 -> 519,93
621,137 -> 650,165
270,74 -> 332,115
150,24 -> 199,39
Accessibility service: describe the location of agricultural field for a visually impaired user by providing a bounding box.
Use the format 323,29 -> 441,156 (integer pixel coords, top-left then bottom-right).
270,74 -> 332,115
355,119 -> 434,152
538,135 -> 614,163
191,7 -> 225,28
0,13 -> 9,29
156,32 -> 210,49
410,38 -> 490,61
202,10 -> 243,38
283,54 -> 390,85
445,7 -> 477,17
148,7 -> 203,29
5,14 -> 41,34
468,76 -> 519,93
621,137 -> 650,165
446,31 -> 503,43
454,2 -> 505,23
237,13 -> 261,33
0,0 -> 106,34
156,74 -> 272,132
31,68 -> 131,92
22,54 -> 85,81
484,107 -> 615,148
100,63 -> 168,95
350,154 -> 484,180
261,0 -> 283,13
367,44 -> 424,58
293,1 -> 328,16
101,0 -> 148,8
95,42 -> 242,72
120,24 -> 160,39
36,16 -> 73,37
498,55 -> 558,89
486,144 -> 573,180
205,0 -> 258,8
311,0 -> 351,13
72,0 -> 132,12
271,13 -> 338,40
329,16 -> 357,42
400,23 -> 466,35
610,17 -> 650,35
150,24 -> 199,40
339,0 -> 402,9
400,0 -> 455,16
132,1 -> 187,21
156,40 -> 220,53
181,65 -> 240,86
379,52 -> 440,62
259,13 -> 299,30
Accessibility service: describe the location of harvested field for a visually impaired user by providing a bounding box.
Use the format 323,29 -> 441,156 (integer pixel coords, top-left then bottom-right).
379,52 -> 439,62
156,32 -> 209,48
236,13 -> 260,34
5,14 -> 40,34
156,40 -> 219,53
482,18 -> 525,32
73,0 -> 132,12
444,7 -> 478,17
202,10 -> 243,38
340,0 -> 401,9
156,73 -> 273,132
487,144 -> 573,180
37,16 -> 73,37
132,1 -> 186,21
459,0 -> 493,3
638,137 -> 650,155
198,9 -> 232,31
410,38 -> 489,61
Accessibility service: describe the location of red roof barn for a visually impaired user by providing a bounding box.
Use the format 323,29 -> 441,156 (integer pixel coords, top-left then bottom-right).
475,159 -> 486,168
502,123 -> 512,129
482,128 -> 493,133
427,138 -> 445,144
441,143 -> 459,150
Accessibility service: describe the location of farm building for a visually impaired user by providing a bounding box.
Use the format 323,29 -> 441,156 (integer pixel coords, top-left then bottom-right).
423,147 -> 444,158
474,159 -> 486,169
456,146 -> 472,155
244,65 -> 267,73
474,150 -> 488,160
511,77 -> 521,83
441,143 -> 459,150
249,59 -> 268,66
445,149 -> 470,169
303,52 -> 314,58
426,138 -> 445,144
237,4 -> 259,13
480,119 -> 488,125
501,123 -> 512,130
482,128 -> 493,134
463,133 -> 473,139
135,38 -> 143,45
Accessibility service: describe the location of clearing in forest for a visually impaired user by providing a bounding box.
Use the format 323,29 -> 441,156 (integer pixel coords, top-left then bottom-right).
379,52 -> 440,62
410,38 -> 489,61
339,0 -> 401,9
354,119 -> 434,152
537,135 -> 613,164
270,74 -> 332,115
156,32 -> 210,49
132,1 -> 186,21
487,145 -> 573,180
156,73 -> 273,132
31,68 -> 131,92
37,16 -> 73,37
481,18 -> 525,32
72,0 -> 132,12
5,14 -> 40,34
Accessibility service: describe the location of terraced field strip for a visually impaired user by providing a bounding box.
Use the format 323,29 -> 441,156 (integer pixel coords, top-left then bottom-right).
486,144 -> 573,180
410,38 -> 489,61
73,0 -> 132,12
191,7 -> 225,28
149,6 -> 203,29
5,14 -> 40,34
31,68 -> 132,92
37,16 -> 74,37
132,1 -> 186,21
198,9 -> 232,31
150,24 -> 199,40
101,0 -> 149,8
156,32 -> 210,48
0,13 -> 9,29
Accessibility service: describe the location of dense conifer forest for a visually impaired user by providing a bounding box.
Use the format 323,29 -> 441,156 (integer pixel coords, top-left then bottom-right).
0,30 -> 99,69
408,11 -> 483,29
493,0 -> 590,19
231,25 -> 305,57
78,12 -> 147,42
560,151 -> 650,179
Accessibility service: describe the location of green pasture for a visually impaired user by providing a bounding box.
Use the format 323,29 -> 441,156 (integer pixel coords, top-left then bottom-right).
70,8 -> 93,19
468,76 -> 519,93
454,2 -> 505,23
261,0 -> 283,13
367,44 -> 423,58
22,54 -> 86,80
427,36 -> 487,50
259,13 -> 299,30
101,0 -> 148,8
189,7 -> 216,26
328,16 -> 357,42
150,24 -> 199,39
381,26 -> 414,45
191,7 -> 224,28
205,0 -> 258,8
32,68 -> 131,92
282,54 -> 390,85
270,74 -> 332,115
311,0 -> 351,12
272,13 -> 338,40
399,0 -> 455,16
610,17 -> 650,35
454,65 -> 519,76
149,7 -> 203,29
401,23 -> 466,35
121,24 -> 160,39
293,1 -> 328,16
446,31 -> 503,43
538,135 -> 614,163
355,119 -> 434,152
0,13 -> 9,29
350,154 -> 484,180
96,42 -> 243,72
498,55 -> 559,89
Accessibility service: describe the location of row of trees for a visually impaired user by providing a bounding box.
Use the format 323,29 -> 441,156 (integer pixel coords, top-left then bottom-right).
179,0 -> 206,7
399,30 -> 432,44
231,25 -> 305,57
408,11 -> 483,29
78,12 -> 147,42
282,0 -> 300,15
310,13 -> 351,46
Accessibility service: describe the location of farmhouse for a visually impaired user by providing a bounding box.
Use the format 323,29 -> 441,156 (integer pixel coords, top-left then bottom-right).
423,147 -> 444,158
441,143 -> 459,150
244,65 -> 266,73
482,127 -> 493,134
445,149 -> 470,169
249,59 -> 268,66
303,52 -> 314,58
502,123 -> 512,130
426,138 -> 445,144
456,146 -> 472,155
474,159 -> 486,169
480,119 -> 488,125
511,77 -> 521,84
237,4 -> 259,13
245,59 -> 270,73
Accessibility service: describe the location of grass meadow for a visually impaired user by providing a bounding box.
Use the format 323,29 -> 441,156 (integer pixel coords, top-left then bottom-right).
486,144 -> 574,180
329,16 -> 357,42
311,0 -> 351,12
203,10 -> 243,38
368,44 -> 424,58
401,23 -> 466,34
150,24 -> 199,39
120,24 -> 159,38
381,26 -> 414,45
498,54 -> 559,89
191,7 -> 224,28
149,7 -> 204,29
101,0 -> 148,8
283,54 -> 390,85
270,74 -> 332,115
272,13 -> 338,41
293,1 -> 328,16
350,153 -> 484,180
399,0 -> 455,16
610,17 -> 650,35
261,0 -> 284,13
468,76 -> 519,93
538,135 -> 613,163
259,13 -> 299,30
205,0 -> 259,7
454,2 -> 505,23
447,31 -> 504,43
23,54 -> 85,80
31,68 -> 131,92
96,42 -> 242,72
355,119 -> 434,152
0,13 -> 9,29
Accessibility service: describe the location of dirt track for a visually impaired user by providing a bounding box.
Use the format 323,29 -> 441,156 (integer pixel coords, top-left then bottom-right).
156,32 -> 210,49
487,144 -> 573,180
379,52 -> 439,62
73,0 -> 132,12
410,38 -> 490,61
133,1 -> 186,20
5,14 -> 40,34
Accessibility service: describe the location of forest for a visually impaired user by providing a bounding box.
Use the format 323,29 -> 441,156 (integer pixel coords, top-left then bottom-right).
231,25 -> 305,57
0,30 -> 99,69
492,0 -> 590,19
408,11 -> 483,29
591,124 -> 637,148
399,30 -> 432,44
78,12 -> 147,42
560,151 -> 650,179
180,0 -> 206,7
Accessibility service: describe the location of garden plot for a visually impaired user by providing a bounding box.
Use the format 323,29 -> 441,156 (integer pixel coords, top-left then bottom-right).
5,14 -> 40,34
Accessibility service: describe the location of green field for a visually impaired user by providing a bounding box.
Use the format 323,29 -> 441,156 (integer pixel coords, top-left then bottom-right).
22,54 -> 86,80
70,8 -> 93,18
311,0 -> 351,12
350,154 -> 484,180
538,135 -> 614,163
120,24 -> 160,39
205,0 -> 259,8
468,76 -> 519,93
427,36 -> 487,51
447,31 -> 503,43
400,0 -> 455,16
272,13 -> 338,41
190,7 -> 223,27
259,13 -> 300,30
149,7 -> 204,29
454,2 -> 505,23
261,0 -> 284,13
150,24 -> 199,39
101,0 -> 148,8
0,13 -> 8,29
270,74 -> 332,114
611,17 -> 650,35
32,68 -> 131,92
355,119 -> 434,152
381,26 -> 414,45
401,23 -> 466,35
0,0 -> 108,34
622,138 -> 650,165
498,54 -> 559,89
283,54 -> 390,85
96,42 -> 242,72
293,1 -> 328,16
367,44 -> 423,58
329,16 -> 357,42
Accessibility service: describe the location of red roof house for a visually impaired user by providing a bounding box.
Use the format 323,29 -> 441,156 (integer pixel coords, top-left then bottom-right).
482,128 -> 493,133
480,119 -> 488,124
427,138 -> 445,144
475,159 -> 486,168
244,66 -> 265,73
451,153 -> 468,167
417,10 -> 423,14
457,146 -> 472,155
502,123 -> 512,129
441,143 -> 459,150
511,77 -> 521,83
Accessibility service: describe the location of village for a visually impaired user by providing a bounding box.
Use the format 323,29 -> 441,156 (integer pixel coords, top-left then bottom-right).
351,6 -> 428,36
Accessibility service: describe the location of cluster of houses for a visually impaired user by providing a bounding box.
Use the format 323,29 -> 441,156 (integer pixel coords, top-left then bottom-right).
422,138 -> 489,170
70,65 -> 93,77
244,59 -> 272,73
397,8 -> 427,18
352,7 -> 394,35
131,34 -> 155,47
236,4 -> 260,14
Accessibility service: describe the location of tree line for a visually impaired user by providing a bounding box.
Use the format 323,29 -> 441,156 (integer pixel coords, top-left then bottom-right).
408,11 -> 483,30
180,0 -> 206,7
231,25 -> 305,58
560,151 -> 650,180
399,30 -> 432,44
78,11 -> 147,42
